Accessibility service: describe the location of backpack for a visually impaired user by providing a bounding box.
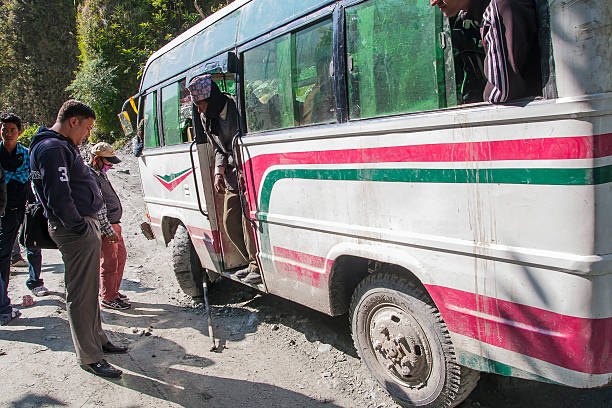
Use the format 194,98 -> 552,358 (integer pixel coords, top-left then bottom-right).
19,202 -> 57,249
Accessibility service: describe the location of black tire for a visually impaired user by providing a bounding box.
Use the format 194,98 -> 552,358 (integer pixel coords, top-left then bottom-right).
171,224 -> 205,298
350,271 -> 479,408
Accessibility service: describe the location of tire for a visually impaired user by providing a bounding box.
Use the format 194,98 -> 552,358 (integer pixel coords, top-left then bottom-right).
350,271 -> 479,408
171,224 -> 205,298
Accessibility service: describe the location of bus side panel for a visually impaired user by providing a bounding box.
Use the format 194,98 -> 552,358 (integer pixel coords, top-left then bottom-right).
242,95 -> 612,387
138,147 -> 221,272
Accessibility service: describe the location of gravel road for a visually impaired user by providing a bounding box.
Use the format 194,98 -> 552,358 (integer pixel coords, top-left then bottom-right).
1,149 -> 610,408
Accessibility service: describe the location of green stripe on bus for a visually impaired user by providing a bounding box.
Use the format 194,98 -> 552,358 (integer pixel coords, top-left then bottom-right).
258,165 -> 612,216
457,350 -> 560,384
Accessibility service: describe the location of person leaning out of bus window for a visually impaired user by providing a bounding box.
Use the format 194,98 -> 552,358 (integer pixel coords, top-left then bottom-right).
430,0 -> 541,103
187,74 -> 262,285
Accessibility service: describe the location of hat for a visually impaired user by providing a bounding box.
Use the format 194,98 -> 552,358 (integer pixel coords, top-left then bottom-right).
187,74 -> 212,103
91,142 -> 121,164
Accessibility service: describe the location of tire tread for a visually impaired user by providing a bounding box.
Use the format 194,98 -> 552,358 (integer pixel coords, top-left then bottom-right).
349,271 -> 479,408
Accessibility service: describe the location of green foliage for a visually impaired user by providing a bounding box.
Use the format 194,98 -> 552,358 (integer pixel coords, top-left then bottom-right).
19,125 -> 41,148
67,55 -> 119,141
70,0 -> 230,142
0,0 -> 79,127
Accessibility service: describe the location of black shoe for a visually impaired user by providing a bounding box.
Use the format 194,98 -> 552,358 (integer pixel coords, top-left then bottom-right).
101,298 -> 131,310
102,341 -> 128,354
242,271 -> 262,284
117,292 -> 130,301
81,359 -> 122,378
233,267 -> 251,279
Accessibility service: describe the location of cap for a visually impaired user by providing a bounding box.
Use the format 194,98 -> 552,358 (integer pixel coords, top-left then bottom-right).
187,74 -> 212,103
91,142 -> 121,164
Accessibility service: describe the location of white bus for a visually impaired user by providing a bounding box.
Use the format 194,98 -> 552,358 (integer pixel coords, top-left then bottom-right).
122,0 -> 612,406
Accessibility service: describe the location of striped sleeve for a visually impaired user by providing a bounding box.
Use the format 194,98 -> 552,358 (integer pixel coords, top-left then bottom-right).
481,0 -> 509,103
97,201 -> 114,237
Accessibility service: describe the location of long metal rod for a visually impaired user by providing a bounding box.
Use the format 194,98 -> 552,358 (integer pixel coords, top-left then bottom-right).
202,279 -> 216,351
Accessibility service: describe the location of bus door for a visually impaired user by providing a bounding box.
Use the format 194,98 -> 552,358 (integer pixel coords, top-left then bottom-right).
188,61 -> 250,273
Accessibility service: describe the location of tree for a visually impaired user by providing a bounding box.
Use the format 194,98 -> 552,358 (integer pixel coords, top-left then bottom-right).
0,0 -> 79,126
71,0 -> 230,141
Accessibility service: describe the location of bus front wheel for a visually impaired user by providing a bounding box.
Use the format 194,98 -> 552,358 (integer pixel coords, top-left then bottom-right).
171,223 -> 205,298
350,272 -> 479,408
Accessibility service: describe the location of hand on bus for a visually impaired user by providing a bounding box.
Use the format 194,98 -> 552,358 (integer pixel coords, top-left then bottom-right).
214,173 -> 226,194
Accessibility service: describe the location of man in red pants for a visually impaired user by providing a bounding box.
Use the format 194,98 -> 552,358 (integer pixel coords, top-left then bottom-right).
88,142 -> 129,310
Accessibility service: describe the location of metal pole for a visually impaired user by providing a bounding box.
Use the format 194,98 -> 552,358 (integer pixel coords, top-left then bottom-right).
202,279 -> 216,351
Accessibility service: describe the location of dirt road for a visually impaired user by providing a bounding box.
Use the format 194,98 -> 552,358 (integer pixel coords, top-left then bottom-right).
1,150 -> 610,408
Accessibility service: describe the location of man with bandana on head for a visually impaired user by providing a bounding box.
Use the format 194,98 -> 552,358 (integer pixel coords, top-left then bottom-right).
188,75 -> 262,285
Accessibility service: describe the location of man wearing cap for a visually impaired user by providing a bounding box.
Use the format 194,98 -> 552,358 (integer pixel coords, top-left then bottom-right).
187,74 -> 262,284
88,142 -> 129,310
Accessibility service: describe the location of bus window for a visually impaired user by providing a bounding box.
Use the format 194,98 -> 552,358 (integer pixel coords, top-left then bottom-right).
143,92 -> 160,148
244,34 -> 293,132
162,82 -> 182,146
296,20 -> 335,126
346,0 -> 450,119
179,79 -> 193,142
243,18 -> 335,133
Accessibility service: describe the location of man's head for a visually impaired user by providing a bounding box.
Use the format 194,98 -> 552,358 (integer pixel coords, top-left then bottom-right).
430,0 -> 471,17
53,99 -> 96,146
90,142 -> 120,171
0,113 -> 23,146
187,74 -> 213,114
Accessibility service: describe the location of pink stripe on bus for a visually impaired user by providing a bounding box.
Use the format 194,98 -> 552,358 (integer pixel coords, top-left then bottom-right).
272,246 -> 330,288
242,133 -> 612,208
426,284 -> 612,375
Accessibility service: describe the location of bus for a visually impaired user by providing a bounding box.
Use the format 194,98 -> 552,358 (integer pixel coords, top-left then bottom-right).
120,0 -> 612,406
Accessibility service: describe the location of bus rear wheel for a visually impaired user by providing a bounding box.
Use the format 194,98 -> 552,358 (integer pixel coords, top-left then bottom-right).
171,223 -> 205,298
350,272 -> 479,408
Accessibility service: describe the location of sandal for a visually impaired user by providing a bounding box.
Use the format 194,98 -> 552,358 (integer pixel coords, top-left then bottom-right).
0,309 -> 21,326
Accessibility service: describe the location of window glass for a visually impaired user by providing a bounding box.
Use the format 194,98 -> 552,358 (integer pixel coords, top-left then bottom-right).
162,83 -> 181,146
192,10 -> 240,66
179,79 -> 193,143
158,38 -> 195,84
244,34 -> 294,132
142,60 -> 161,90
238,0 -> 330,43
144,92 -> 159,148
295,20 -> 335,125
243,19 -> 334,133
346,0 -> 451,119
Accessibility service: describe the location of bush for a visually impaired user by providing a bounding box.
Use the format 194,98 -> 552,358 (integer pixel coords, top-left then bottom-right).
19,124 -> 40,148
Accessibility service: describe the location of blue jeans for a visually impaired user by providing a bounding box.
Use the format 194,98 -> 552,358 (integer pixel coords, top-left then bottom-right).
0,207 -> 43,314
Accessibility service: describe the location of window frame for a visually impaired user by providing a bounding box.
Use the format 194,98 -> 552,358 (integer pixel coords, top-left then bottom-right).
142,90 -> 161,150
238,6 -> 340,135
160,81 -> 182,147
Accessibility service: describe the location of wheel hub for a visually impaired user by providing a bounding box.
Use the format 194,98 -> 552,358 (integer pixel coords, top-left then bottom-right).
369,306 -> 432,388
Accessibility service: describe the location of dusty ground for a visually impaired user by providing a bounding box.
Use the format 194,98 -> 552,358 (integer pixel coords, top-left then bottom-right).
1,150 -> 610,408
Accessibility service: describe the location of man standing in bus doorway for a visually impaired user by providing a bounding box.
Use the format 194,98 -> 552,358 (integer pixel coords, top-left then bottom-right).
188,74 -> 262,285
430,0 -> 541,103
30,100 -> 126,378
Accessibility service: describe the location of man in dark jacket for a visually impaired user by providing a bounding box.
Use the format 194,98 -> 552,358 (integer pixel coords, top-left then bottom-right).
0,113 -> 44,326
87,142 -> 129,311
188,74 -> 261,284
430,0 -> 541,103
30,100 -> 126,378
